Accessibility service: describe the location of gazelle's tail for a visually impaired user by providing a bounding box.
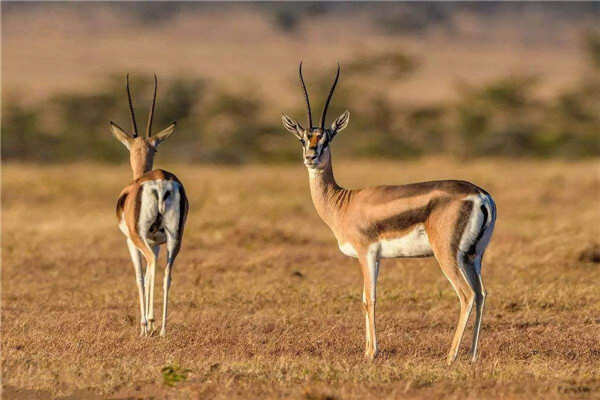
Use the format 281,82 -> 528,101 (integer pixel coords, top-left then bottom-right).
460,192 -> 497,272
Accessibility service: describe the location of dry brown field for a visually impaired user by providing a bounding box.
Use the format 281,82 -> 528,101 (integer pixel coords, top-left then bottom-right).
2,158 -> 599,399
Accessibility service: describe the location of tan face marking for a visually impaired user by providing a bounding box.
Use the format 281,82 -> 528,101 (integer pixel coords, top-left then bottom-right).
302,129 -> 330,168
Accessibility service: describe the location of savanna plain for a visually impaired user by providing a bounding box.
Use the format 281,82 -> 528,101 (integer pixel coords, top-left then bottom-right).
2,158 -> 599,399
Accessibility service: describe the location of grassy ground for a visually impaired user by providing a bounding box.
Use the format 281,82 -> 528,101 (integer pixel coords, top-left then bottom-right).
2,159 -> 599,399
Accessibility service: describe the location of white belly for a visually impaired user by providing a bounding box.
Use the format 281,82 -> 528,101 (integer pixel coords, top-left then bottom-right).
339,242 -> 359,258
338,224 -> 433,259
377,224 -> 433,258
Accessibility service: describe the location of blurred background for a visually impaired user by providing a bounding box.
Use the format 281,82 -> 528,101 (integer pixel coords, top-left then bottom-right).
2,2 -> 600,164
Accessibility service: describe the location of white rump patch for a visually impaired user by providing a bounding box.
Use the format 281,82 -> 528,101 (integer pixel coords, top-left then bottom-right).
458,194 -> 491,254
138,179 -> 182,246
457,193 -> 496,273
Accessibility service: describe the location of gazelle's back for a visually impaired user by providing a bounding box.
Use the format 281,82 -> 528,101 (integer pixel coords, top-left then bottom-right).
354,180 -> 485,207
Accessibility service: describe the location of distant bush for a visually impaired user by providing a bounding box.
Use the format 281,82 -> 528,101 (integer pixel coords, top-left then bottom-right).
452,76 -> 544,157
585,30 -> 600,70
2,46 -> 599,164
2,98 -> 54,161
345,51 -> 417,79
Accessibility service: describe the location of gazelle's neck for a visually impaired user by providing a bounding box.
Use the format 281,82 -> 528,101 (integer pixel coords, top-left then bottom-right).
307,150 -> 347,226
130,151 -> 154,180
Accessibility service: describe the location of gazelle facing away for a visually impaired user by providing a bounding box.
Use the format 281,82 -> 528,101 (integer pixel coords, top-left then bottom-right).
111,74 -> 189,336
281,63 -> 496,364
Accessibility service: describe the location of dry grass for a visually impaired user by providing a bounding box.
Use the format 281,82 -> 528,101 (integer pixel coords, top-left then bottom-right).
2,158 -> 599,399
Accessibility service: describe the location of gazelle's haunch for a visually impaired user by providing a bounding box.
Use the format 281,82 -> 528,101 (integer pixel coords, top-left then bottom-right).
281,63 -> 496,364
111,74 -> 189,336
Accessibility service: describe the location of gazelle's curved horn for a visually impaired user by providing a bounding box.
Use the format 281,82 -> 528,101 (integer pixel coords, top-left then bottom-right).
146,74 -> 158,137
126,74 -> 139,137
320,63 -> 340,130
299,61 -> 313,129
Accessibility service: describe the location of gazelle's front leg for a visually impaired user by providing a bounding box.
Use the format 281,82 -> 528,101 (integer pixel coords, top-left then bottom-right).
126,239 -> 147,336
362,285 -> 371,353
360,247 -> 380,360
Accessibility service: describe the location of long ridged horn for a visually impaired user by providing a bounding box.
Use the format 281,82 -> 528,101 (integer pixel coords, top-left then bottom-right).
320,63 -> 340,130
146,74 -> 158,137
299,61 -> 313,129
126,74 -> 139,137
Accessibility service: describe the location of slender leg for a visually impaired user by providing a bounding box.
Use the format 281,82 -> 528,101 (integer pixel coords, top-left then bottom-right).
469,258 -> 486,362
145,245 -> 160,334
440,252 -> 476,365
159,187 -> 186,337
447,280 -> 474,365
160,233 -> 179,336
360,249 -> 380,360
362,285 -> 371,354
144,261 -> 151,317
126,239 -> 147,336
143,247 -> 152,326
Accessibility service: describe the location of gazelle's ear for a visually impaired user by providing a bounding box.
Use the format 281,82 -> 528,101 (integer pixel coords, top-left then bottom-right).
281,113 -> 303,140
331,110 -> 350,135
152,122 -> 176,146
110,121 -> 132,149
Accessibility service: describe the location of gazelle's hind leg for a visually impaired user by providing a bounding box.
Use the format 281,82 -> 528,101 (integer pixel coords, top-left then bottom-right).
126,239 -> 147,336
145,245 -> 160,334
467,256 -> 486,362
159,190 -> 185,337
434,251 -> 477,365
160,232 -> 181,336
429,196 -> 492,365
